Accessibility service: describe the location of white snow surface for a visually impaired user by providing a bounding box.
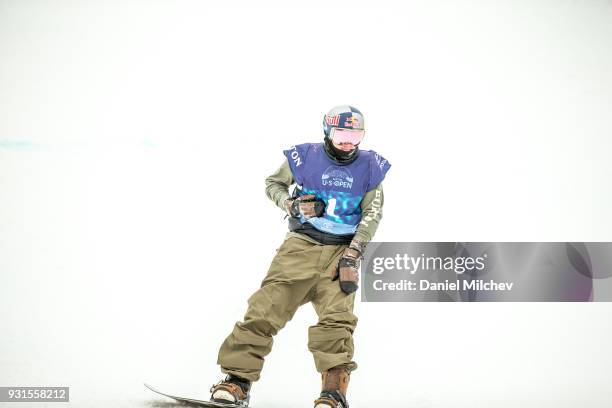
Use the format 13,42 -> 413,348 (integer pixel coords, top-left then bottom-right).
1,1 -> 612,407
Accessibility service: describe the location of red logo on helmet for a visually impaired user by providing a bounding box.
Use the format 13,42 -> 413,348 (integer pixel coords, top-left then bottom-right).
325,115 -> 340,127
344,116 -> 359,128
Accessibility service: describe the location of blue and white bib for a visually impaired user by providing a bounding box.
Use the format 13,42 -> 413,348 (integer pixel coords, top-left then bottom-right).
283,142 -> 390,235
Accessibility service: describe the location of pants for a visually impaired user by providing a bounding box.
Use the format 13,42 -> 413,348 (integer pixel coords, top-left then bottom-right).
217,236 -> 358,382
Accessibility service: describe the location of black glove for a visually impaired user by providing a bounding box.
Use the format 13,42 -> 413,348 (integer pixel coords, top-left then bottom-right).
284,194 -> 325,219
332,241 -> 366,294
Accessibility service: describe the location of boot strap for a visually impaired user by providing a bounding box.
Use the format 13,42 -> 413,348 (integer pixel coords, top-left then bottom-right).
315,391 -> 348,408
314,396 -> 341,408
210,381 -> 247,400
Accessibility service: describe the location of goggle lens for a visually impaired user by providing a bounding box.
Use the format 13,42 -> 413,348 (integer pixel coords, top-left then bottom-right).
330,128 -> 365,145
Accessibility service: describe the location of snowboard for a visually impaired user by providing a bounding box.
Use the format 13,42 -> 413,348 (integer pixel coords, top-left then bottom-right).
144,383 -> 250,408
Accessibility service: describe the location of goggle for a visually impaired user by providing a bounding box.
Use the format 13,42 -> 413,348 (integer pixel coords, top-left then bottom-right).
330,127 -> 365,146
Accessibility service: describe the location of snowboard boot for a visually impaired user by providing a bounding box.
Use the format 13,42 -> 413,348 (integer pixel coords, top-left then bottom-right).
313,366 -> 350,408
210,374 -> 251,406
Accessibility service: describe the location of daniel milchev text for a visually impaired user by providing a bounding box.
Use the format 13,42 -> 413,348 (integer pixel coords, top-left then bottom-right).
369,253 -> 515,292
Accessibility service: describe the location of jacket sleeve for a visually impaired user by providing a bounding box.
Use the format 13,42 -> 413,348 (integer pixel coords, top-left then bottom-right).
265,159 -> 295,210
354,182 -> 384,243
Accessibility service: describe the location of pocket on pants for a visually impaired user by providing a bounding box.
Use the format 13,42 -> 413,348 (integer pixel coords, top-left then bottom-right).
279,237 -> 316,255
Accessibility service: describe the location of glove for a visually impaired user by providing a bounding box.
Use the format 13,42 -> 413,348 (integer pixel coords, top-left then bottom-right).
284,195 -> 325,219
333,241 -> 366,294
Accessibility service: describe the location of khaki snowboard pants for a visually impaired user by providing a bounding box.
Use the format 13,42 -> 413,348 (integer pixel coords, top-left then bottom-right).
217,235 -> 358,382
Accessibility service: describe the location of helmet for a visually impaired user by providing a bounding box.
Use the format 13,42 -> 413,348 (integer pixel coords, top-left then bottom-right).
322,105 -> 365,164
322,105 -> 365,137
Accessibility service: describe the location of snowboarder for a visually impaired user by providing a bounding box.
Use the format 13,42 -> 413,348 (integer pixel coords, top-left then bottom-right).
210,105 -> 391,408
